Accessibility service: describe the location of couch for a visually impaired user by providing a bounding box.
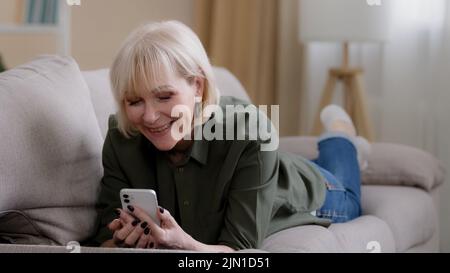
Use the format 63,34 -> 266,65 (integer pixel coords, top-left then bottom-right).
0,55 -> 445,253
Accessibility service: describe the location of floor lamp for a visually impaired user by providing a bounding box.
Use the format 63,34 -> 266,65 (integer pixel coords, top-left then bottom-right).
299,0 -> 391,141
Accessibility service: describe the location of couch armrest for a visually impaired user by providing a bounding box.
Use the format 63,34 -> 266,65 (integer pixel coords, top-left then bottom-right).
362,142 -> 445,191
279,137 -> 446,192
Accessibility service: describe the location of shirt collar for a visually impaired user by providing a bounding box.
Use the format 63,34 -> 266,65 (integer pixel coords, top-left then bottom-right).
187,114 -> 217,166
188,136 -> 209,165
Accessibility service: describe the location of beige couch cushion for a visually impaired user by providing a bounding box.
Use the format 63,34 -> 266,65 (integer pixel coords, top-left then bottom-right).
362,185 -> 437,252
328,215 -> 396,252
213,67 -> 251,102
362,143 -> 445,191
82,69 -> 117,139
261,225 -> 341,252
0,55 -> 103,245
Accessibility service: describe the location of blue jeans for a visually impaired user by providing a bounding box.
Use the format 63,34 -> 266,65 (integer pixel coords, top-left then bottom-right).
310,133 -> 362,223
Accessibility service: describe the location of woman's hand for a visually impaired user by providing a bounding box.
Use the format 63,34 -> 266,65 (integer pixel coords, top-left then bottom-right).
104,208 -> 150,248
105,206 -> 235,252
131,205 -> 193,250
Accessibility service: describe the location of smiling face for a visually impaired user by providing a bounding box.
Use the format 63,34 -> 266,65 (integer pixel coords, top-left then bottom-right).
123,73 -> 204,151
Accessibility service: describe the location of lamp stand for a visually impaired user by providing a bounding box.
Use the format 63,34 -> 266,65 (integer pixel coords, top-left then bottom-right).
311,42 -> 375,141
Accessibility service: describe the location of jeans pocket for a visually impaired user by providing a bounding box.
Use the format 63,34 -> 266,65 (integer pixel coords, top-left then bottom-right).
324,180 -> 345,191
317,178 -> 348,223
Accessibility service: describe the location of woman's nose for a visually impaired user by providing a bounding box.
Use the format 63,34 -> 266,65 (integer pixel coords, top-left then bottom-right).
143,104 -> 160,123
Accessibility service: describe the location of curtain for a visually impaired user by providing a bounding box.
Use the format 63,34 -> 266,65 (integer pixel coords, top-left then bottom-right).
194,0 -> 307,135
304,0 -> 450,251
380,0 -> 450,253
194,0 -> 278,106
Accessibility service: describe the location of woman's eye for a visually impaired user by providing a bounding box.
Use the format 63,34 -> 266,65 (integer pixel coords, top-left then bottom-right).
158,96 -> 171,101
127,99 -> 143,106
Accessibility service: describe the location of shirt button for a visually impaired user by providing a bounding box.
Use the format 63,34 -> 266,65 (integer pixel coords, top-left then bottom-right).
183,200 -> 190,206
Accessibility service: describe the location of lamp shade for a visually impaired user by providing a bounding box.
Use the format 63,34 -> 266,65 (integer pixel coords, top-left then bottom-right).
299,0 -> 392,43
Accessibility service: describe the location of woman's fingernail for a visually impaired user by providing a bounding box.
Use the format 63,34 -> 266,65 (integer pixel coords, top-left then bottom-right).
127,205 -> 134,212
132,219 -> 140,226
149,242 -> 154,248
140,221 -> 148,229
114,209 -> 121,216
144,227 -> 150,235
159,207 -> 164,213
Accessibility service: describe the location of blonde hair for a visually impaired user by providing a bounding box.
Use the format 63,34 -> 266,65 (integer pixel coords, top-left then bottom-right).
110,20 -> 220,137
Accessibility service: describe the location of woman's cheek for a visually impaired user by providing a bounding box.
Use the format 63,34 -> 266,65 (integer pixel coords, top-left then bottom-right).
126,105 -> 144,122
168,101 -> 184,118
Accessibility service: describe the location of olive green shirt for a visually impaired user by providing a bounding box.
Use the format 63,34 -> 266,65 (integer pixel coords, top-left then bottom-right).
93,96 -> 330,249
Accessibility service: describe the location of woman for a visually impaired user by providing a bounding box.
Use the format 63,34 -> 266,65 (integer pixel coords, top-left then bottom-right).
92,21 -> 370,251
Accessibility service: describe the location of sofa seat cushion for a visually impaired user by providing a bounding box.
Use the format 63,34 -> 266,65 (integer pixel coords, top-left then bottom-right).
362,185 -> 437,252
328,215 -> 395,252
0,55 -> 103,245
261,225 -> 341,252
261,216 -> 395,253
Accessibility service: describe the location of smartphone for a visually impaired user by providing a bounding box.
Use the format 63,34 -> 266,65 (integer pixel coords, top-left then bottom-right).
120,188 -> 160,226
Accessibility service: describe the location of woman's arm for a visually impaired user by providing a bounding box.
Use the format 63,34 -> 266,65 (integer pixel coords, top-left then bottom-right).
214,140 -> 278,250
185,239 -> 235,252
129,206 -> 236,252
101,239 -> 117,248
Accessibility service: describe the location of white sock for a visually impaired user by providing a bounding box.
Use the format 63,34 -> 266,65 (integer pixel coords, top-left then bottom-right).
320,104 -> 355,137
320,104 -> 370,170
354,136 -> 371,170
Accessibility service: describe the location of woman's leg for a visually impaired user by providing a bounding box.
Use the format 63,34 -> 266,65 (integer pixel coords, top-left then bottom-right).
311,105 -> 368,223
312,133 -> 362,223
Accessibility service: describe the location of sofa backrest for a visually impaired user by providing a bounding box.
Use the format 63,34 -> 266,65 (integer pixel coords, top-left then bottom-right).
0,55 -> 103,245
81,69 -> 116,139
82,67 -> 251,138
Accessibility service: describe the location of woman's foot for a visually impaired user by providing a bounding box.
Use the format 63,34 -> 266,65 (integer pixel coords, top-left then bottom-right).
354,136 -> 370,170
320,104 -> 371,170
320,104 -> 356,137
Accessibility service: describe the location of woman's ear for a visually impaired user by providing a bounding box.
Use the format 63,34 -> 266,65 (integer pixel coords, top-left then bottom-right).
194,77 -> 205,97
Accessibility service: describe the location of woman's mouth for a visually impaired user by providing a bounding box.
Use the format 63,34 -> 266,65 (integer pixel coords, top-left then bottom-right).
146,120 -> 177,136
149,123 -> 171,133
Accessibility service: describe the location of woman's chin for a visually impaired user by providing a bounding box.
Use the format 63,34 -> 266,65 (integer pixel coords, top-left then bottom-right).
140,128 -> 178,151
152,140 -> 177,151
